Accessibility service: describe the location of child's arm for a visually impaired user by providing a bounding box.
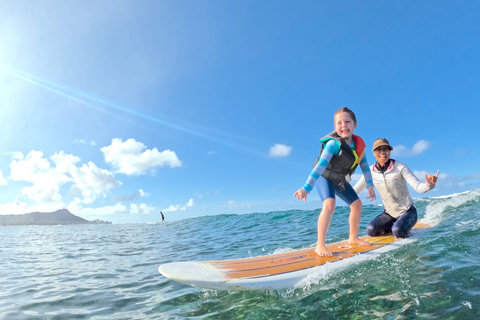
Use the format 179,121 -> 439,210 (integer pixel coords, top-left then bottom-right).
303,140 -> 338,192
359,156 -> 373,187
293,140 -> 339,201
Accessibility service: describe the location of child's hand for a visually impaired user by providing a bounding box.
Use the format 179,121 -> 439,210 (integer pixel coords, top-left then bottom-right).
367,186 -> 376,202
293,189 -> 308,201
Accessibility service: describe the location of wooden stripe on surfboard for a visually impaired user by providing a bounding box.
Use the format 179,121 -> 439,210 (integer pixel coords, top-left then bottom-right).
200,220 -> 436,279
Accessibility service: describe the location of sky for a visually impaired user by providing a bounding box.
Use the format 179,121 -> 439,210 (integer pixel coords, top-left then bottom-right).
1,1 -> 479,223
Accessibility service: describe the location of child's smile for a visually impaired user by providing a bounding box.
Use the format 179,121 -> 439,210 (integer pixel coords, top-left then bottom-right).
334,112 -> 357,142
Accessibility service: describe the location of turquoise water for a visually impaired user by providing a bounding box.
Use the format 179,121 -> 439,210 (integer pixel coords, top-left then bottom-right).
1,191 -> 480,319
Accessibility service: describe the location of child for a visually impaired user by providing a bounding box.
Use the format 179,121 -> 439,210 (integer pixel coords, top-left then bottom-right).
294,107 -> 376,256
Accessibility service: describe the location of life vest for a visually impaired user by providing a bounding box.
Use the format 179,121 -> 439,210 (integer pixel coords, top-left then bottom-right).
312,131 -> 366,188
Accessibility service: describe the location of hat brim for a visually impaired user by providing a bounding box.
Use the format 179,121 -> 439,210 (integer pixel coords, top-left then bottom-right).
373,145 -> 393,151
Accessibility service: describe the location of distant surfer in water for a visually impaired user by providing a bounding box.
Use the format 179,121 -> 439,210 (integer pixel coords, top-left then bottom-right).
294,107 -> 376,257
160,211 -> 165,223
354,138 -> 439,238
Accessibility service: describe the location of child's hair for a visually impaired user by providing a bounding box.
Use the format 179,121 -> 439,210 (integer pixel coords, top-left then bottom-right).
334,107 -> 357,124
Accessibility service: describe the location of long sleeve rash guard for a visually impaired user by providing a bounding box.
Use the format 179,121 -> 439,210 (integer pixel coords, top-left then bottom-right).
303,139 -> 373,193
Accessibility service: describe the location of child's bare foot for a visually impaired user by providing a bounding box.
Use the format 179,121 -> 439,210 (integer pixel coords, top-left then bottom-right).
315,244 -> 333,257
349,238 -> 370,246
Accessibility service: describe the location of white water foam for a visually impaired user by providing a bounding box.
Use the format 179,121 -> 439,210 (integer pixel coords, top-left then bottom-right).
424,189 -> 480,222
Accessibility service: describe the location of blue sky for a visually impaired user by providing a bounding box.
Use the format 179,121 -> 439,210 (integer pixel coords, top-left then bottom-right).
1,1 -> 479,223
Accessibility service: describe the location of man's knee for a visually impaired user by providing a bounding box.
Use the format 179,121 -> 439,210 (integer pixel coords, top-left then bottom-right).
366,223 -> 376,236
367,223 -> 383,237
392,225 -> 409,238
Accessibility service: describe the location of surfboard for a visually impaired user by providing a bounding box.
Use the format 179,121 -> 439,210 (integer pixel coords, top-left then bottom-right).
158,219 -> 436,291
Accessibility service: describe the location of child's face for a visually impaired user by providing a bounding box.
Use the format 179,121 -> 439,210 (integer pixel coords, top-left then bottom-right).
334,112 -> 357,141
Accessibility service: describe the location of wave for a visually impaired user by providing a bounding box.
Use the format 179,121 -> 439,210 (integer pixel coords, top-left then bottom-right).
178,189 -> 480,226
168,189 -> 480,258
423,188 -> 480,222
429,190 -> 471,199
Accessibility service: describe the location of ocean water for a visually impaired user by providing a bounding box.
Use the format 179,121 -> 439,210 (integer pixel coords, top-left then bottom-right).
1,191 -> 480,319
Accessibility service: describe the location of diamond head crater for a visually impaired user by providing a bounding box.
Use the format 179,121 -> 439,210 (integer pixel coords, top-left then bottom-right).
0,209 -> 111,225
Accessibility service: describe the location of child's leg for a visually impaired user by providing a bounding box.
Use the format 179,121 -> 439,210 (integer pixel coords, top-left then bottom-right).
334,183 -> 369,246
348,199 -> 370,246
314,177 -> 336,257
316,198 -> 336,257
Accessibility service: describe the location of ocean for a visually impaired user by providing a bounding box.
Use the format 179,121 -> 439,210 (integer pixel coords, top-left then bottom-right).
1,190 -> 479,319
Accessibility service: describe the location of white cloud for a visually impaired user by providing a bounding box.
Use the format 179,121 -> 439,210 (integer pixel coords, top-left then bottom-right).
163,198 -> 195,212
101,138 -> 181,175
0,200 -> 66,216
0,170 -> 7,186
2,150 -> 122,214
130,203 -> 156,215
391,140 -> 430,157
51,151 -> 81,173
0,200 -> 29,215
0,148 -> 159,218
5,151 -> 24,160
51,151 -> 121,204
67,201 -> 156,220
223,200 -> 256,210
69,202 -> 129,218
269,143 -> 292,158
10,151 -> 56,181
226,200 -> 237,208
10,151 -> 72,205
112,189 -> 149,202
69,161 -> 121,204
411,140 -> 430,155
73,139 -> 96,146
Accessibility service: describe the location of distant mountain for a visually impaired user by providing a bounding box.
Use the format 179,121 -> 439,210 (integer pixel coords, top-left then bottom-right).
0,209 -> 112,226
